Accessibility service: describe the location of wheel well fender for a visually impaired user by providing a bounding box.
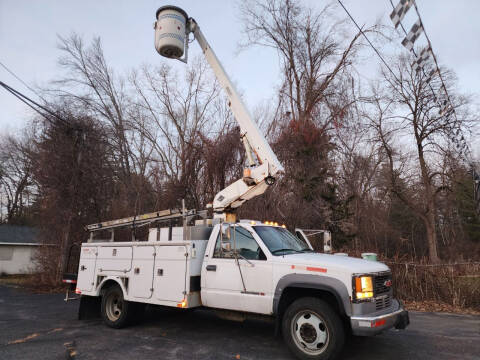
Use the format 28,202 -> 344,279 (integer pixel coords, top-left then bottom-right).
96,277 -> 127,297
273,274 -> 351,319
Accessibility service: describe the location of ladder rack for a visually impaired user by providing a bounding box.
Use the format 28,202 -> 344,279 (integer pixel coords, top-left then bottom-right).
85,208 -> 206,232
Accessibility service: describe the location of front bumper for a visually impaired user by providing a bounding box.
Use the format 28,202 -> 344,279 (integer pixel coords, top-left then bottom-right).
350,299 -> 409,336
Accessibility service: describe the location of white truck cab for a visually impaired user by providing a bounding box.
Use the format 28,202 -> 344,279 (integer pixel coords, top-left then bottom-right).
71,219 -> 409,360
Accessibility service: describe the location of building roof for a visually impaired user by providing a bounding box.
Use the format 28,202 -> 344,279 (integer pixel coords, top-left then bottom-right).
0,225 -> 39,245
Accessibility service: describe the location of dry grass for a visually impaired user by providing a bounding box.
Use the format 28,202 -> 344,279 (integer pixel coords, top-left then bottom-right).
0,274 -> 33,286
383,258 -> 480,311
0,273 -> 66,293
403,300 -> 480,315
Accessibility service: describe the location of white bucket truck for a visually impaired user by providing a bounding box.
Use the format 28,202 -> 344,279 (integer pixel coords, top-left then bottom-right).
66,6 -> 409,360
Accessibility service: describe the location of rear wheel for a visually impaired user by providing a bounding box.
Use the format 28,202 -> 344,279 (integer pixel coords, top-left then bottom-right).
282,297 -> 345,360
101,285 -> 132,328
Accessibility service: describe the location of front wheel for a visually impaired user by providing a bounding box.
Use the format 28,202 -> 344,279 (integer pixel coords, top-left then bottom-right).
282,297 -> 345,360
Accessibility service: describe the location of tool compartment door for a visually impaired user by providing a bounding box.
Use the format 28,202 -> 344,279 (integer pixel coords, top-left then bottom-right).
96,246 -> 132,273
130,246 -> 155,299
153,245 -> 187,303
77,246 -> 97,292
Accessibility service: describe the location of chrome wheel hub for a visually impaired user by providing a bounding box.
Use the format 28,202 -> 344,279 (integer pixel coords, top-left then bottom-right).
106,293 -> 123,321
292,311 -> 329,354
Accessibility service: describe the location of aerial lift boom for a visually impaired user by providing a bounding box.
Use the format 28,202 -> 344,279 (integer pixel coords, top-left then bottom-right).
154,6 -> 284,217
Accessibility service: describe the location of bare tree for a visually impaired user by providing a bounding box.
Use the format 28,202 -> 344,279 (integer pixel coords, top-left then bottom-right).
47,34 -> 157,216
240,0 -> 362,127
55,35 -> 133,176
239,0 -> 365,244
0,130 -> 35,223
130,58 -> 238,209
31,111 -> 121,283
368,56 -> 471,262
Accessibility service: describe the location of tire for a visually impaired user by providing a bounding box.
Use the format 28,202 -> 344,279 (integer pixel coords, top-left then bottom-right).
101,285 -> 133,328
282,297 -> 345,360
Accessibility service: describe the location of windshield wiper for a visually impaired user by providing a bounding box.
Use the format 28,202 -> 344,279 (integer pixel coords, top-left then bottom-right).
271,248 -> 302,255
301,248 -> 314,252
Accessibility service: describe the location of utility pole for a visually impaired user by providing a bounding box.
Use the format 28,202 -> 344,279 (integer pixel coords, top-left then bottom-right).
59,125 -> 84,281
474,167 -> 480,214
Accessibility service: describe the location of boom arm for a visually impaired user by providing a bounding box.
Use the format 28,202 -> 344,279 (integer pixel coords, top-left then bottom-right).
188,20 -> 284,213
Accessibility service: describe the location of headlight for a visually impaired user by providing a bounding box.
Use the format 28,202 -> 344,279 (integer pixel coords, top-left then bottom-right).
354,276 -> 373,300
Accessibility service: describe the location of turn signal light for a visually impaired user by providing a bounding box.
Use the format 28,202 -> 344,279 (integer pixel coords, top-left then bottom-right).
177,299 -> 187,308
354,276 -> 373,300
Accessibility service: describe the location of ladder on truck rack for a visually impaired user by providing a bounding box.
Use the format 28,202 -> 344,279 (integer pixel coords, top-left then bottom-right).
85,208 -> 208,232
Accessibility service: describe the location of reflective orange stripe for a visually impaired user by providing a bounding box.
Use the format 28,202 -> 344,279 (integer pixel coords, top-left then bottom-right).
291,265 -> 327,273
306,266 -> 327,273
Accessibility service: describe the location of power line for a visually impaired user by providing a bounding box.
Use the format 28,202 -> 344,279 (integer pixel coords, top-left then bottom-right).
389,0 -> 477,207
1,82 -> 52,122
388,0 -> 462,130
388,1 -> 437,97
388,0 -> 474,163
411,2 -> 461,128
337,0 -> 402,87
0,80 -> 70,127
0,60 -> 40,98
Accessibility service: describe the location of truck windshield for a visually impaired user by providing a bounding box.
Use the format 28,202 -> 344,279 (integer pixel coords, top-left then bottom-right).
254,226 -> 312,256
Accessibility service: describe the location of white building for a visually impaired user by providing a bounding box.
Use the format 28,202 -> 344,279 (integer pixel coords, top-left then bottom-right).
0,225 -> 39,275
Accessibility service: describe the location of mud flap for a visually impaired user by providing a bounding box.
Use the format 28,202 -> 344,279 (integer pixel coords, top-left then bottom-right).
274,315 -> 281,337
78,295 -> 101,320
395,310 -> 410,330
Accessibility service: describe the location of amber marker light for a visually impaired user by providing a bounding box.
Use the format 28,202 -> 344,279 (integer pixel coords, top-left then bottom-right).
177,299 -> 187,308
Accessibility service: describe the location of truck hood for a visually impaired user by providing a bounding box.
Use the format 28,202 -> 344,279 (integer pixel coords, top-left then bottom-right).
273,252 -> 390,275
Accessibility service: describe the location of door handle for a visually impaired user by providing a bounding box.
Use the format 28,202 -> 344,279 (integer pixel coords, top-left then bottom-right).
206,265 -> 216,271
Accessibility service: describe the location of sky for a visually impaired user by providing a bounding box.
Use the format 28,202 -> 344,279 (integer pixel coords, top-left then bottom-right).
1,0 -> 479,154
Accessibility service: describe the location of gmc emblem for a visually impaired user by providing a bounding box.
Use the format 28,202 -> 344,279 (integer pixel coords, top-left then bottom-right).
384,280 -> 392,287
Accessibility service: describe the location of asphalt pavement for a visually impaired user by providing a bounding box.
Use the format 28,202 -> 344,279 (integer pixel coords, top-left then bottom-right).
0,285 -> 479,360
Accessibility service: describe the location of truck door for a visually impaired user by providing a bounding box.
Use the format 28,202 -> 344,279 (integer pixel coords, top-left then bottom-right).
130,246 -> 155,299
202,225 -> 273,314
153,245 -> 188,304
76,246 -> 97,292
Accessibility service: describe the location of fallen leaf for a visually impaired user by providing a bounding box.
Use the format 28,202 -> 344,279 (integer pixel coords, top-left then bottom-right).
48,328 -> 63,334
8,333 -> 39,345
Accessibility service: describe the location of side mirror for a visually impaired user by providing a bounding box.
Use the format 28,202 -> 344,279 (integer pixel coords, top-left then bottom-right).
221,242 -> 231,252
221,224 -> 231,240
323,231 -> 332,253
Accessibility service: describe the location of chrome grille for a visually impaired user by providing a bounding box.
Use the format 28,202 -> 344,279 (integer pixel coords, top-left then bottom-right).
374,272 -> 392,295
375,294 -> 392,310
374,272 -> 392,310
